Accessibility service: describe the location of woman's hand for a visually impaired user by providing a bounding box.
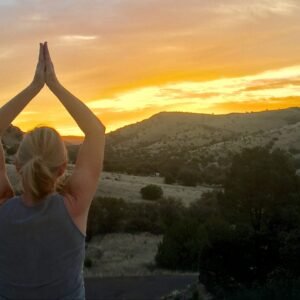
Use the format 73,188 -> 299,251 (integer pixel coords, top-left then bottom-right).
31,43 -> 45,90
44,42 -> 60,90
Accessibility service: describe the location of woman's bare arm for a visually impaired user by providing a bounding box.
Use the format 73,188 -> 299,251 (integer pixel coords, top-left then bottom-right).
0,43 -> 45,135
0,142 -> 14,204
0,43 -> 45,203
44,42 -> 106,215
0,84 -> 41,136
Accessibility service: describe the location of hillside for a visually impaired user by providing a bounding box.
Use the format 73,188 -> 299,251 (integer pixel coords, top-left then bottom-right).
106,107 -> 300,150
104,107 -> 300,181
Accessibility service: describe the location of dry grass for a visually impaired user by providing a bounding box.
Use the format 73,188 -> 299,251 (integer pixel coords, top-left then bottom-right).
84,233 -> 165,277
97,172 -> 212,206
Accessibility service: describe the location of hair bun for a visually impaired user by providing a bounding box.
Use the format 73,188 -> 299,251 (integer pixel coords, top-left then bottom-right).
16,127 -> 68,203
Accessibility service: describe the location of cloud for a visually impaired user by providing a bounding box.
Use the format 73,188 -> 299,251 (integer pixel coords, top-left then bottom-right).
213,0 -> 299,21
157,88 -> 220,100
84,64 -> 300,131
207,96 -> 300,114
60,35 -> 99,41
242,78 -> 300,92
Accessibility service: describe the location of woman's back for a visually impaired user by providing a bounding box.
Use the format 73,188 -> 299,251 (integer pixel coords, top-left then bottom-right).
0,193 -> 86,300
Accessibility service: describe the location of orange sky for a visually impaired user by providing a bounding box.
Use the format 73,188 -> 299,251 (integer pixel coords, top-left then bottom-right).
0,0 -> 300,135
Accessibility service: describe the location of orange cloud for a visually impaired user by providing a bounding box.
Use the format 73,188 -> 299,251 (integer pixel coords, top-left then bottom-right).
208,97 -> 300,114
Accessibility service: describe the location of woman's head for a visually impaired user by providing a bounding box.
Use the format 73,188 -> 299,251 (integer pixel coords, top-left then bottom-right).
16,127 -> 68,202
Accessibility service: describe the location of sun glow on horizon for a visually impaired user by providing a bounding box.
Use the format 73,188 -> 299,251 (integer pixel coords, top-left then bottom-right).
10,64 -> 300,136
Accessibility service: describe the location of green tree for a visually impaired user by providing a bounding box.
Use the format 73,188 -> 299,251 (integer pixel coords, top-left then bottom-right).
200,147 -> 300,295
156,218 -> 207,271
221,147 -> 299,232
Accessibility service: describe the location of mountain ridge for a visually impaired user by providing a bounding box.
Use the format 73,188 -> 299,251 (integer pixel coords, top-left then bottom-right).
103,107 -> 300,180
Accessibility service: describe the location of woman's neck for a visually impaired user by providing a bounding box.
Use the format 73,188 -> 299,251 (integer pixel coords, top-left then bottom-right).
21,190 -> 54,207
21,191 -> 37,207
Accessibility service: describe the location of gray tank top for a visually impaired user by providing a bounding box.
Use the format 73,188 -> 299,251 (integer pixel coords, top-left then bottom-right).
0,192 -> 86,300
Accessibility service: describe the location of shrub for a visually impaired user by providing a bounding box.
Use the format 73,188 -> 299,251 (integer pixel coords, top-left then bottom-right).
158,197 -> 185,230
155,217 -> 207,271
86,197 -> 127,238
177,168 -> 199,187
164,173 -> 176,184
124,202 -> 162,234
289,147 -> 300,155
140,184 -> 163,200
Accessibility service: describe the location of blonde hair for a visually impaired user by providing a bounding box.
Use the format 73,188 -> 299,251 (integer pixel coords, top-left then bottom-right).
16,127 -> 68,203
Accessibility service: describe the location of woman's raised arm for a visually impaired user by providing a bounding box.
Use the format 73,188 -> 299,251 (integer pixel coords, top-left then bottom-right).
44,42 -> 105,220
0,43 -> 45,136
0,43 -> 45,204
0,142 -> 14,204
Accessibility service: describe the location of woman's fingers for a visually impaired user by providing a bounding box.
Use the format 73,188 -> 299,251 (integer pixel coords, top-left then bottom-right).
43,41 -> 59,89
44,41 -> 52,63
32,43 -> 46,89
38,43 -> 44,63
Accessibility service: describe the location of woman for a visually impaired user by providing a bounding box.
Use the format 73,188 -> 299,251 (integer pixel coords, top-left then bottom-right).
0,42 -> 105,299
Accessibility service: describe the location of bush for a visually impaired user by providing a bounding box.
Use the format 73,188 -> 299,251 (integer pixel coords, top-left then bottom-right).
124,202 -> 162,234
86,197 -> 127,238
177,168 -> 199,187
87,196 -> 169,237
158,197 -> 185,230
140,184 -> 163,200
164,173 -> 176,184
155,217 -> 207,271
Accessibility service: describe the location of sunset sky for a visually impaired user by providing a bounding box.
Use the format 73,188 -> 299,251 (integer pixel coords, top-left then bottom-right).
0,0 -> 300,135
